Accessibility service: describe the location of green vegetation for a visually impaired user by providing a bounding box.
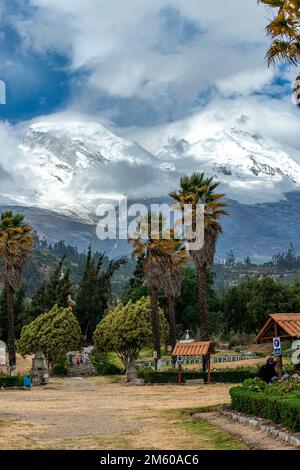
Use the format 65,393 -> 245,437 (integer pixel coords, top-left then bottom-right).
222,276 -> 300,335
170,172 -> 228,342
93,296 -> 168,367
76,246 -> 126,342
51,359 -> 69,377
258,0 -> 300,67
138,367 -> 258,384
0,375 -> 24,388
0,211 -> 34,367
179,412 -> 246,450
230,378 -> 300,432
17,305 -> 82,367
90,352 -> 124,375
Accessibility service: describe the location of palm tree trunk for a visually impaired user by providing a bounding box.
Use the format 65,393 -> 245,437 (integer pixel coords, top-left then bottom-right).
196,264 -> 210,373
6,283 -> 16,368
150,285 -> 161,371
168,295 -> 177,368
196,264 -> 210,341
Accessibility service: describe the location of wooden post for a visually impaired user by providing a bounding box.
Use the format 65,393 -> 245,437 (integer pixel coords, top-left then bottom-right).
274,321 -> 282,380
178,363 -> 182,385
207,354 -> 211,384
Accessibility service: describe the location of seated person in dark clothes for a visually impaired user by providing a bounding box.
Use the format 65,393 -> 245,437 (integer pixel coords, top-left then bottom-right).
258,357 -> 278,383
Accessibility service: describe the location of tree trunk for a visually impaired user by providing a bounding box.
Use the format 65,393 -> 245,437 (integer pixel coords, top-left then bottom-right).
168,295 -> 177,368
150,285 -> 161,371
196,263 -> 210,341
6,283 -> 16,368
196,264 -> 210,373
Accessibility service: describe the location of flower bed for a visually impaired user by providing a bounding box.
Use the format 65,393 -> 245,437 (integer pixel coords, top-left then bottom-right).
230,378 -> 300,432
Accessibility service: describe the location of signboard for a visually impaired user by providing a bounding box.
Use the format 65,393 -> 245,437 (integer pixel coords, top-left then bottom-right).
0,340 -> 6,365
273,337 -> 281,356
176,356 -> 184,365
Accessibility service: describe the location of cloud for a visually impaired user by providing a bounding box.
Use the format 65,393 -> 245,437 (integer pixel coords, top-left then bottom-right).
2,0 -> 278,125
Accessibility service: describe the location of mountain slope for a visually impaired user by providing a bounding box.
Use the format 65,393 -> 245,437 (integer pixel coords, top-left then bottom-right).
154,127 -> 300,203
2,119 -> 300,220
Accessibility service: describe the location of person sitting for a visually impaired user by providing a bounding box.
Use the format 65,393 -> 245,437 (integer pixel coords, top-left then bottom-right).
292,363 -> 300,380
258,357 -> 278,384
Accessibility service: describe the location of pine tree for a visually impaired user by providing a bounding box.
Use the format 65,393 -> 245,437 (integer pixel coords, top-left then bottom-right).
76,247 -> 126,343
28,256 -> 72,317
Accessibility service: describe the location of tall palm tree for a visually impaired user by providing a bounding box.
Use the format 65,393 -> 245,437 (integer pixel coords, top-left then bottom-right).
160,233 -> 188,361
131,214 -> 178,370
258,1 -> 300,68
170,173 -> 228,343
0,212 -> 33,368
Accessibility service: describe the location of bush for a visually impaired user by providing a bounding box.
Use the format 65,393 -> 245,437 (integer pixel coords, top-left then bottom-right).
230,380 -> 300,432
0,375 -> 22,388
51,360 -> 69,377
90,351 -> 124,376
138,367 -> 257,384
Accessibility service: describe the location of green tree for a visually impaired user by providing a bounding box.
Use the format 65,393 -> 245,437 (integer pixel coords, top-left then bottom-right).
122,255 -> 145,304
170,173 -> 227,342
0,284 -> 30,341
93,296 -> 168,368
222,276 -> 300,334
131,214 -> 177,369
258,0 -> 300,66
175,267 -> 222,337
17,305 -> 82,367
0,211 -> 33,367
76,247 -> 126,342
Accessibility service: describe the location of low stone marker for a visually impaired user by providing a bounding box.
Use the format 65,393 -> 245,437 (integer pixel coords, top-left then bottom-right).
31,351 -> 49,385
185,379 -> 204,385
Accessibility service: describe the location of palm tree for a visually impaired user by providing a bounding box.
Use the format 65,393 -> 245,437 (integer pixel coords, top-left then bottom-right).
170,173 -> 228,343
131,214 -> 174,370
160,233 -> 188,361
258,1 -> 300,67
0,212 -> 33,369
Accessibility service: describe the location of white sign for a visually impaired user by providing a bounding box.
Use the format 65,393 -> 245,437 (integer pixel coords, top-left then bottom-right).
176,356 -> 184,365
273,337 -> 281,355
0,340 -> 6,365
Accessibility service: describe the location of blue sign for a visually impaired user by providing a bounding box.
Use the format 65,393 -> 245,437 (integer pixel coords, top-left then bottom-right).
273,337 -> 281,355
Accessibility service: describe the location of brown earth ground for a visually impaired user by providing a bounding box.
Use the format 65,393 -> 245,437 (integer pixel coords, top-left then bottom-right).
0,377 -> 234,450
0,376 -> 297,450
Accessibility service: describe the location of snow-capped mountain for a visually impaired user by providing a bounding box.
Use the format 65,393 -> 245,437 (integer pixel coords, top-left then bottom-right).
3,120 -> 300,221
152,127 -> 300,203
12,121 -> 173,220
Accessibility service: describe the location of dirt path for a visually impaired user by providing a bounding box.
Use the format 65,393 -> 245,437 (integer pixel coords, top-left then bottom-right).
199,412 -> 297,450
0,377 -> 234,450
0,377 -> 296,450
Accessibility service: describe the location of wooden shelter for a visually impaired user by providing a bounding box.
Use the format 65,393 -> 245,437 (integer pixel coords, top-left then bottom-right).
172,341 -> 214,384
256,313 -> 300,378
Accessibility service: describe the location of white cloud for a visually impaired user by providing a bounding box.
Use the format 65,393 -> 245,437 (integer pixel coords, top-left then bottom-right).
8,0 -> 273,113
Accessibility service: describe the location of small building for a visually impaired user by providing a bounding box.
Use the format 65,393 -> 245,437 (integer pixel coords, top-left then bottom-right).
172,341 -> 214,384
256,313 -> 300,378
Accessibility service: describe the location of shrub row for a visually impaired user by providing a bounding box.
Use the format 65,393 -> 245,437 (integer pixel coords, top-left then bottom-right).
0,375 -> 23,388
230,386 -> 300,432
138,368 -> 257,384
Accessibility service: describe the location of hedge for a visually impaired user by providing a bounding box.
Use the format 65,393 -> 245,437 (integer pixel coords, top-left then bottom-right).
230,386 -> 300,432
138,368 -> 257,384
0,376 -> 23,388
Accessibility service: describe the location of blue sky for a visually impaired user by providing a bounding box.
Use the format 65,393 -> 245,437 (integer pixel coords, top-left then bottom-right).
0,0 -> 295,127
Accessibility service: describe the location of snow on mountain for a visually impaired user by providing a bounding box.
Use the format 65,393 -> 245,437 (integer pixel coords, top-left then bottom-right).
3,120 -> 300,221
14,121 -> 173,220
150,126 -> 300,203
